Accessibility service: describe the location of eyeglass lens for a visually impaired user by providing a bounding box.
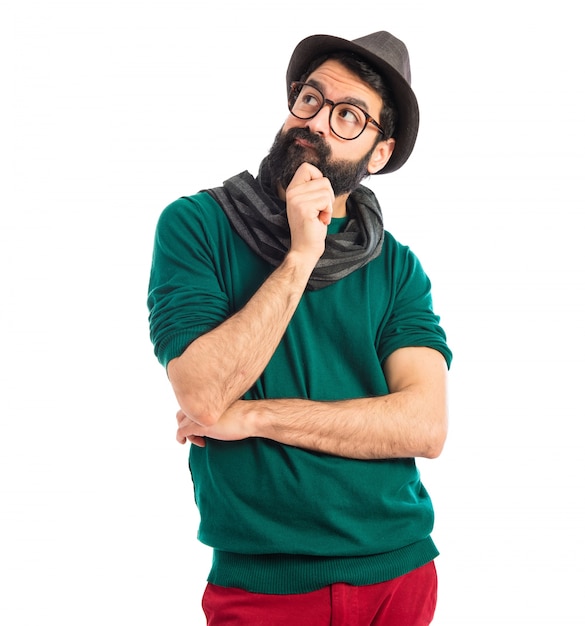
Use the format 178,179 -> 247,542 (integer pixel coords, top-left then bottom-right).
289,82 -> 371,140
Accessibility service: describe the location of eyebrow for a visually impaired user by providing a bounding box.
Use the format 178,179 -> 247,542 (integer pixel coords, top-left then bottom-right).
306,78 -> 371,113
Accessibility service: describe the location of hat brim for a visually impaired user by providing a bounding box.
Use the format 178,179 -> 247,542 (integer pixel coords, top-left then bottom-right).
285,34 -> 419,174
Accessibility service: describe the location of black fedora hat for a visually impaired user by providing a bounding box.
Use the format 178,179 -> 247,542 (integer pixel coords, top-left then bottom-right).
285,31 -> 419,174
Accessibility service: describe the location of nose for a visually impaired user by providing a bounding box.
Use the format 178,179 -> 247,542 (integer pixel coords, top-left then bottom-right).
304,101 -> 333,136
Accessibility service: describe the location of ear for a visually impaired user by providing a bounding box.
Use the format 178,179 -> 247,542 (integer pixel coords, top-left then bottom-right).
367,138 -> 395,174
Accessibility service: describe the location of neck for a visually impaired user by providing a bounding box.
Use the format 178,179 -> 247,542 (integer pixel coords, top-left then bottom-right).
332,194 -> 349,218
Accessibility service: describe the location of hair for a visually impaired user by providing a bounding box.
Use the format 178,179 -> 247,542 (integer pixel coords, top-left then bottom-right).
299,51 -> 398,140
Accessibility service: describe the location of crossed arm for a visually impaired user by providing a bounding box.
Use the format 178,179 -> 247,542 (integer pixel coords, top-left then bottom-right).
173,346 -> 448,460
166,163 -> 448,461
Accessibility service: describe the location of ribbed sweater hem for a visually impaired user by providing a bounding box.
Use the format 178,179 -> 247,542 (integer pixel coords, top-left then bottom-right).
207,537 -> 439,594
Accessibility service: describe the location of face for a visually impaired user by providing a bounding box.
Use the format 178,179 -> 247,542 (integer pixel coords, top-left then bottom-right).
265,59 -> 392,197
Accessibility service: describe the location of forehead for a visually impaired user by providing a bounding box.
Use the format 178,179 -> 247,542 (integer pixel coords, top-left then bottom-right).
304,59 -> 383,112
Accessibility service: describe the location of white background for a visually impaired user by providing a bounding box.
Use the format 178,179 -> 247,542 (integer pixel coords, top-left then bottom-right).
2,1 -> 583,624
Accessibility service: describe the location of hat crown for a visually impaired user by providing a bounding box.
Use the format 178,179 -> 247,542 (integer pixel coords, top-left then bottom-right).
351,31 -> 412,85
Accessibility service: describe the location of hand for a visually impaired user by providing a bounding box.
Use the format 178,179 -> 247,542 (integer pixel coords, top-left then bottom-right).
175,401 -> 253,446
285,163 -> 334,263
175,409 -> 206,446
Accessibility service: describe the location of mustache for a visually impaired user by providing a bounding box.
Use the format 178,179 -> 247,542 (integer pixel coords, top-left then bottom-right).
281,127 -> 331,158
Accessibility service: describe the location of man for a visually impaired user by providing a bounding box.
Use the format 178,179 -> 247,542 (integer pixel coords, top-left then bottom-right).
148,30 -> 452,625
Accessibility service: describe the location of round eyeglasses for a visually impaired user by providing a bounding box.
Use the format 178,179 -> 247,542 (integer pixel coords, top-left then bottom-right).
288,81 -> 385,141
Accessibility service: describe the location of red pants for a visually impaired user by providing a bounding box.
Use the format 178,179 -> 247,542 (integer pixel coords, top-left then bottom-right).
202,561 -> 437,625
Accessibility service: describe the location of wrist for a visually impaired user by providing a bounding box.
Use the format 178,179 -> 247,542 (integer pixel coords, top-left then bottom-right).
281,250 -> 317,286
240,399 -> 266,440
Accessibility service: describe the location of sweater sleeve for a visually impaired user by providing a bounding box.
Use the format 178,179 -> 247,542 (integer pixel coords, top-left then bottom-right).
147,194 -> 230,368
378,244 -> 452,368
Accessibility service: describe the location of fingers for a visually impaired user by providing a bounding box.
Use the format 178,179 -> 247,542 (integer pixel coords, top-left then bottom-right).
176,430 -> 206,446
287,163 -> 334,226
186,435 -> 206,446
288,162 -> 325,187
176,409 -> 206,446
285,163 -> 334,262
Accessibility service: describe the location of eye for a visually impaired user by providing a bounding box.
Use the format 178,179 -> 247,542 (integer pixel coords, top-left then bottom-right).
300,92 -> 319,107
290,85 -> 323,118
298,86 -> 321,108
335,105 -> 364,127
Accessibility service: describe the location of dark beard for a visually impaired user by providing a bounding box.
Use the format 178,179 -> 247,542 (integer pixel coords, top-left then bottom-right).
265,127 -> 374,197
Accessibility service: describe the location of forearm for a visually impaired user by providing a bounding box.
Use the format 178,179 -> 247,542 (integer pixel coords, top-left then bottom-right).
167,250 -> 315,425
249,391 -> 447,460
175,347 -> 449,457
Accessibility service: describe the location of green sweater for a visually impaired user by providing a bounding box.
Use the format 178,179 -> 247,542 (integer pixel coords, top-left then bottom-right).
147,190 -> 452,594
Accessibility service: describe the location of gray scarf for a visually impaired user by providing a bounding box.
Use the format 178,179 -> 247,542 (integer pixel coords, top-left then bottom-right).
207,159 -> 384,291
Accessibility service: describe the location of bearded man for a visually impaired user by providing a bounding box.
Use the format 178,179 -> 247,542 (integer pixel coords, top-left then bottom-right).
147,30 -> 452,626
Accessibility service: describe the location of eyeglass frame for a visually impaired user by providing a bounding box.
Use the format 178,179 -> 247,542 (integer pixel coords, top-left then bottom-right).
288,81 -> 385,141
